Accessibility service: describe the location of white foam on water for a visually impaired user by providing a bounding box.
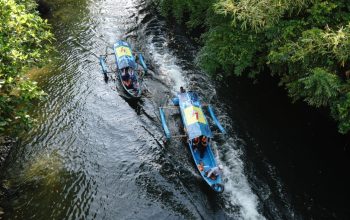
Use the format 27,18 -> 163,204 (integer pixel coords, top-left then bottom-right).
214,140 -> 265,220
146,39 -> 186,93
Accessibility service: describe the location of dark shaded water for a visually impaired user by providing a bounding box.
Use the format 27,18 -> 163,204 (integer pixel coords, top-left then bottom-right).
216,75 -> 350,219
0,0 -> 349,219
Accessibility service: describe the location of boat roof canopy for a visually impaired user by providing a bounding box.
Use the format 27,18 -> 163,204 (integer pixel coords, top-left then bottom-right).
178,92 -> 213,140
114,40 -> 136,70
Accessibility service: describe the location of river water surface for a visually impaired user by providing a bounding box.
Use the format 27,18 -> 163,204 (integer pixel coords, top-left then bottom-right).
0,0 -> 349,219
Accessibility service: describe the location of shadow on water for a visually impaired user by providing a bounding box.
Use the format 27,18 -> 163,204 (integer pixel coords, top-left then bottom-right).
1,150 -> 92,219
216,74 -> 350,220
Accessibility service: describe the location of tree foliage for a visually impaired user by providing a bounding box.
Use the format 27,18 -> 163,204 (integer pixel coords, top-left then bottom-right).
214,0 -> 313,31
155,0 -> 350,133
156,0 -> 215,30
285,68 -> 341,107
197,23 -> 264,78
0,0 -> 53,133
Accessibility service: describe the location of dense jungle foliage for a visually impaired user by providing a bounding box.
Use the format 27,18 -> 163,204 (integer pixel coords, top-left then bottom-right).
155,0 -> 350,134
0,0 -> 53,134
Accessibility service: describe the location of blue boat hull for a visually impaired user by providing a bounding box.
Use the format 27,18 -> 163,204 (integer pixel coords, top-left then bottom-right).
188,141 -> 224,193
160,90 -> 225,193
113,40 -> 143,99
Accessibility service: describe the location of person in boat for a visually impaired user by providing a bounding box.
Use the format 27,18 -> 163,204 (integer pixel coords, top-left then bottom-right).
129,68 -> 136,81
180,86 -> 186,93
206,165 -> 223,180
198,135 -> 208,158
129,69 -> 140,91
122,67 -> 139,90
192,137 -> 200,151
197,161 -> 204,172
122,67 -> 133,89
198,161 -> 210,172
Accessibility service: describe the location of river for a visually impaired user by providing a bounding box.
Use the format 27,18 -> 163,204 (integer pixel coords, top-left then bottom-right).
0,0 -> 349,219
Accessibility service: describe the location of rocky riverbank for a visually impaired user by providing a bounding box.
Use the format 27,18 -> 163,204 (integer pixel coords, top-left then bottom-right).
0,136 -> 15,169
0,136 -> 14,219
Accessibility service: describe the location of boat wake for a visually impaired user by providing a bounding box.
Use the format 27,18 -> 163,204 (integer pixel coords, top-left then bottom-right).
137,3 -> 267,219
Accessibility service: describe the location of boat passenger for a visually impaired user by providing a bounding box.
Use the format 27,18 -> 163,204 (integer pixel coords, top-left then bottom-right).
128,68 -> 136,81
128,69 -> 139,90
122,67 -> 133,89
197,161 -> 204,172
201,136 -> 208,147
132,81 -> 139,91
198,135 -> 208,158
192,137 -> 200,150
180,86 -> 186,93
206,165 -> 223,180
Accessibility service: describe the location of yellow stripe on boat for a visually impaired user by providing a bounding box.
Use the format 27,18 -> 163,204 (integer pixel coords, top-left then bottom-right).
184,106 -> 206,125
116,46 -> 132,58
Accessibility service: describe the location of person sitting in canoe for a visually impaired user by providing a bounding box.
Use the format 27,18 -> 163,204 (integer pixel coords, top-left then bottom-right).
206,165 -> 223,180
129,70 -> 140,91
192,137 -> 200,151
197,161 -> 205,172
198,135 -> 208,158
121,67 -> 132,88
180,86 -> 186,93
122,67 -> 138,90
197,161 -> 208,172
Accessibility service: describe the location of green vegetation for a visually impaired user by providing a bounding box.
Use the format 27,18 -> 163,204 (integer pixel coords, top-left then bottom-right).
155,0 -> 350,134
0,0 -> 53,134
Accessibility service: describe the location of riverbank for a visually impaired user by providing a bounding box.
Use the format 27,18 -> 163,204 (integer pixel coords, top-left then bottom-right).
0,0 -> 51,170
0,136 -> 13,218
0,0 -> 53,165
0,137 -> 15,169
0,136 -> 14,219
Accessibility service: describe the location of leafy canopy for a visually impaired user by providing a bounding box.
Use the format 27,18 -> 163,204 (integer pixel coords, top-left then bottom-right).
0,0 -> 53,133
156,0 -> 350,134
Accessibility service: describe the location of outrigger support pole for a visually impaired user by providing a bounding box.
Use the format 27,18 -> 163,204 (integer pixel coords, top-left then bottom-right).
99,55 -> 109,75
159,107 -> 171,140
138,53 -> 148,74
207,105 -> 226,134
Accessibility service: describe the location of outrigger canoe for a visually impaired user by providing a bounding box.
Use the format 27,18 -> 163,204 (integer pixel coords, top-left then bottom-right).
159,89 -> 226,193
99,40 -> 148,99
